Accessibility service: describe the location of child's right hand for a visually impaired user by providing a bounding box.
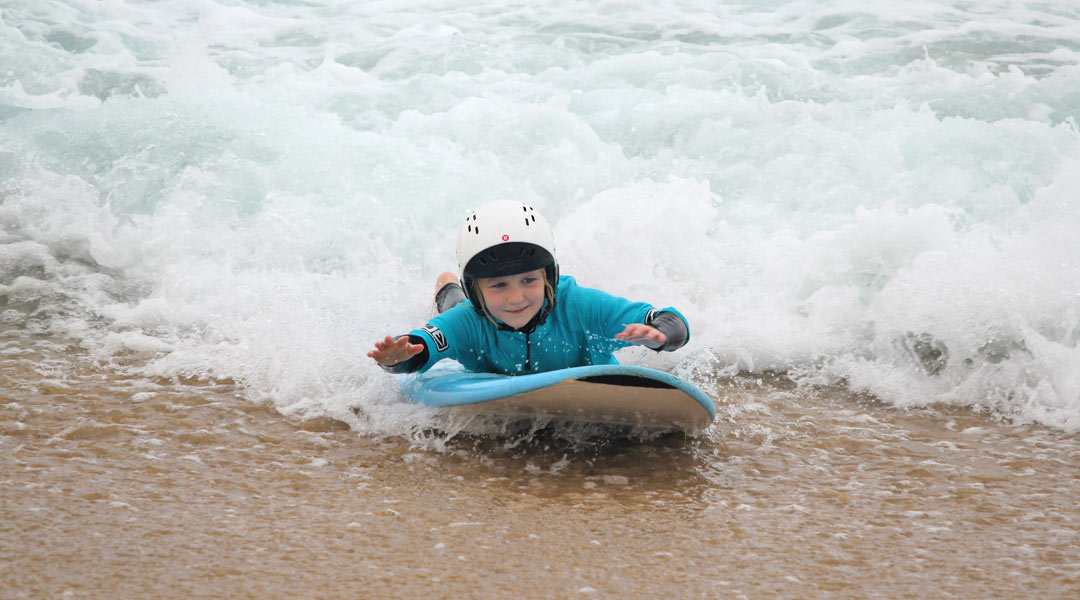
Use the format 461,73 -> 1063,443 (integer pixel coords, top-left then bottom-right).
368,335 -> 424,367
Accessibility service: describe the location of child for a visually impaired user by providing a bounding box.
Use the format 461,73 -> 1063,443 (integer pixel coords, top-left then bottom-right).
368,202 -> 690,375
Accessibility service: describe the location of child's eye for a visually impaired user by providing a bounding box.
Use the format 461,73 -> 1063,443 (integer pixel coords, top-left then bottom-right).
521,277 -> 537,285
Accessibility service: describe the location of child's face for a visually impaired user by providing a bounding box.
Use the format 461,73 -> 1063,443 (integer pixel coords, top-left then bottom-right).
476,269 -> 546,330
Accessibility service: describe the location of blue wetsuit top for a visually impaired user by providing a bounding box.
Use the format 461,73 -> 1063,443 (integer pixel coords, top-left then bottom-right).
394,275 -> 690,375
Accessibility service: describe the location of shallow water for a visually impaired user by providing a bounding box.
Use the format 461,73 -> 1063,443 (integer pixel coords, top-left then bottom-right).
3,0 -> 1080,597
4,338 -> 1079,598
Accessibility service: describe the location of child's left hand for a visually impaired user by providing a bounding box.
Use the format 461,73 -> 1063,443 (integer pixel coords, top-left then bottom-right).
616,323 -> 667,348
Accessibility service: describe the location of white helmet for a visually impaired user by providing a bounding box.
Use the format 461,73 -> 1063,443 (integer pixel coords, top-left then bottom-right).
457,202 -> 560,321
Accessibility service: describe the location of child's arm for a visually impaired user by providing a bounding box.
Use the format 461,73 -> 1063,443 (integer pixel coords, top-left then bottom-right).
368,335 -> 426,372
615,310 -> 688,351
369,305 -> 479,374
567,277 -> 691,353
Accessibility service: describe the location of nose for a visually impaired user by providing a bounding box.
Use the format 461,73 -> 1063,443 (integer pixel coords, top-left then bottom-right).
506,284 -> 525,304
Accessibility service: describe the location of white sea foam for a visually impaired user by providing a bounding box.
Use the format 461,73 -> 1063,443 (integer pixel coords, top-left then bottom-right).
1,0 -> 1078,432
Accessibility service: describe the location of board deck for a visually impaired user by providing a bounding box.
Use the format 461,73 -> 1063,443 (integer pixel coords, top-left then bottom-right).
403,364 -> 715,433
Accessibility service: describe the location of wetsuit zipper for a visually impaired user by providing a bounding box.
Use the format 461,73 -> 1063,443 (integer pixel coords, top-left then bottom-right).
524,332 -> 531,371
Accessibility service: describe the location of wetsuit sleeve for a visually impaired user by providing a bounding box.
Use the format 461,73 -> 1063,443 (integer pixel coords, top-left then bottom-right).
396,303 -> 485,373
643,310 -> 689,351
435,282 -> 467,314
570,282 -> 691,353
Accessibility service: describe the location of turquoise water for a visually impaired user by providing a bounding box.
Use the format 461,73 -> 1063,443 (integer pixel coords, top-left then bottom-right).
2,0 -> 1079,433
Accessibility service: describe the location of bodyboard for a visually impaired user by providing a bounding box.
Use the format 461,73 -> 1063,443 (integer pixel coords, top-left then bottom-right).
403,364 -> 715,434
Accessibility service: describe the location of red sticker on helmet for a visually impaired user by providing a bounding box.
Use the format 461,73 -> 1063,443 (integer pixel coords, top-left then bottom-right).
501,234 -> 509,241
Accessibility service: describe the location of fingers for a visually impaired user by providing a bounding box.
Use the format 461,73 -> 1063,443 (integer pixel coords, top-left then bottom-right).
375,335 -> 400,352
616,324 -> 667,346
368,335 -> 423,366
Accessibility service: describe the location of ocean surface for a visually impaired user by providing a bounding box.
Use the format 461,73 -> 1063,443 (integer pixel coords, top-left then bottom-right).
3,1 -> 1079,598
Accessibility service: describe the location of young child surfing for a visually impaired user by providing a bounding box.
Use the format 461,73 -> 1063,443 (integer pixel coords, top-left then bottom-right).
368,202 -> 690,375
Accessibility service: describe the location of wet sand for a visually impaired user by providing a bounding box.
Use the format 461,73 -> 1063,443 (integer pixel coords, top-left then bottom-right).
3,346 -> 1079,599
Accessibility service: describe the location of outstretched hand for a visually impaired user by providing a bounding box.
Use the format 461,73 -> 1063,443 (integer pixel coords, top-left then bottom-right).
368,335 -> 424,367
615,323 -> 667,348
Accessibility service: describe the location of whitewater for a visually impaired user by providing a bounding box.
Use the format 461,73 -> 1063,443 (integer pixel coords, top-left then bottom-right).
2,0 -> 1078,433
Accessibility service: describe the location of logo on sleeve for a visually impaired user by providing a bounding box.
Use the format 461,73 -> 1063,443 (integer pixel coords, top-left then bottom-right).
422,324 -> 449,352
645,308 -> 658,324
